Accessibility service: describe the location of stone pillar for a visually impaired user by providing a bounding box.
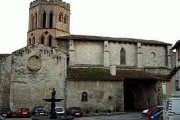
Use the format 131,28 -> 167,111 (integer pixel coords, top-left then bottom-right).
104,41 -> 110,67
137,43 -> 143,68
110,64 -> 116,76
68,40 -> 75,66
166,45 -> 172,68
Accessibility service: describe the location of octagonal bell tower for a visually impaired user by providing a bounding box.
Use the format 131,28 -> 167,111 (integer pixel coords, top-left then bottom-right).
27,0 -> 70,47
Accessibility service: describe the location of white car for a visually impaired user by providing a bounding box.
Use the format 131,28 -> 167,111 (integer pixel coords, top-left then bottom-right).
142,109 -> 149,116
55,107 -> 65,115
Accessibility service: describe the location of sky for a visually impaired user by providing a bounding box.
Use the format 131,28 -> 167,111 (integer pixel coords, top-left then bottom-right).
1,0 -> 180,53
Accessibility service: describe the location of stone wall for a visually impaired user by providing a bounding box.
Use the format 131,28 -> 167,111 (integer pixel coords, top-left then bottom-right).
74,41 -> 103,65
0,56 -> 12,107
66,80 -> 124,112
10,44 -> 66,110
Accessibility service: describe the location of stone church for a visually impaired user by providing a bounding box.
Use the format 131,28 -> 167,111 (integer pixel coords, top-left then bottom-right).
0,0 -> 174,112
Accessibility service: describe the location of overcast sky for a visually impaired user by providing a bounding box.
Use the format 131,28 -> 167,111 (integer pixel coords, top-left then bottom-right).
0,0 -> 180,53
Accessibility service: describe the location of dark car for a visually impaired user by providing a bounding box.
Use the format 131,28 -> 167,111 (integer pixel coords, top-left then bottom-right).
150,110 -> 163,120
0,115 -> 5,120
0,108 -> 13,118
31,106 -> 48,116
66,107 -> 83,117
146,105 -> 163,120
17,108 -> 31,118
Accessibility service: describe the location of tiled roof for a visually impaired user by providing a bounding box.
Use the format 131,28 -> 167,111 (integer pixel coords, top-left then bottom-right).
67,67 -> 168,81
56,34 -> 171,46
167,66 -> 180,78
171,40 -> 180,50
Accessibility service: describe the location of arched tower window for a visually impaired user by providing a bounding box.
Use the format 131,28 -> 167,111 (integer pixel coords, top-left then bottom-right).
40,35 -> 45,44
42,12 -> 46,28
32,36 -> 35,44
29,38 -> 31,45
59,12 -> 63,22
49,12 -> 53,28
31,14 -> 34,30
48,35 -> 53,47
120,48 -> 126,65
35,12 -> 37,28
64,14 -> 68,24
81,92 -> 88,102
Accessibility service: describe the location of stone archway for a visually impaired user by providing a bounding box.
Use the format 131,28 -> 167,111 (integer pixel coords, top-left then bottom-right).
124,78 -> 157,111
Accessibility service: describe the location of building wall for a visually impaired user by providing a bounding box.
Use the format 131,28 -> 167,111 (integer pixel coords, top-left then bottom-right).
142,45 -> 166,67
109,42 -> 137,66
171,71 -> 180,96
9,44 -> 66,110
74,41 -> 103,65
0,56 -> 12,107
66,80 -> 124,112
71,40 -> 169,70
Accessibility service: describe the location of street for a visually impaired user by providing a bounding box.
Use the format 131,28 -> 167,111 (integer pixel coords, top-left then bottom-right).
6,112 -> 145,120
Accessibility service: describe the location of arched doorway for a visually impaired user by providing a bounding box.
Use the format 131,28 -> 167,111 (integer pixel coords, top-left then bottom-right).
124,78 -> 147,111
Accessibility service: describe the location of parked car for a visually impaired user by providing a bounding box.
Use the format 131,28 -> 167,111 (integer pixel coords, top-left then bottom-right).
0,115 -> 5,120
55,107 -> 65,116
142,109 -> 149,117
150,110 -> 163,120
146,105 -> 163,120
17,108 -> 31,118
66,107 -> 83,117
31,106 -> 48,116
0,108 -> 13,118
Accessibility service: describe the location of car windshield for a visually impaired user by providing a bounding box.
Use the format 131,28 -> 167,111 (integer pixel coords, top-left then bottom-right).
1,108 -> 11,112
71,107 -> 80,110
56,108 -> 64,112
21,108 -> 29,111
36,106 -> 46,111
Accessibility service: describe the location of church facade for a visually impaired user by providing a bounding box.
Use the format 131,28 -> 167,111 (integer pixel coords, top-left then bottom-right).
0,0 -> 174,112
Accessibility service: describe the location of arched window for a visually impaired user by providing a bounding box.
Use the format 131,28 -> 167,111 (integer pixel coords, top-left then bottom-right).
48,35 -> 53,47
32,37 -> 35,44
40,35 -> 44,44
49,12 -> 53,28
64,14 -> 68,24
29,38 -> 31,45
81,92 -> 88,102
42,12 -> 46,28
31,14 -> 34,30
59,12 -> 63,22
35,12 -> 37,28
120,48 -> 126,65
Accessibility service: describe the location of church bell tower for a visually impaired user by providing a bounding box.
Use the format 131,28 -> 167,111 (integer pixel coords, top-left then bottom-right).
27,0 -> 70,47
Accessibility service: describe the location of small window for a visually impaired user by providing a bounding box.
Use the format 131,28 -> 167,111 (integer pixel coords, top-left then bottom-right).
59,12 -> 63,22
32,37 -> 35,44
48,35 -> 53,47
175,80 -> 180,91
42,12 -> 46,28
49,12 -> 53,28
40,35 -> 44,44
35,13 -> 37,28
81,92 -> 88,102
120,48 -> 126,65
64,15 -> 68,24
29,38 -> 31,45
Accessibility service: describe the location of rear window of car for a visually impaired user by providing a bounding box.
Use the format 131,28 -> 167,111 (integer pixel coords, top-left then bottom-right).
71,107 -> 80,110
21,108 -> 29,111
56,108 -> 64,111
2,108 -> 11,111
